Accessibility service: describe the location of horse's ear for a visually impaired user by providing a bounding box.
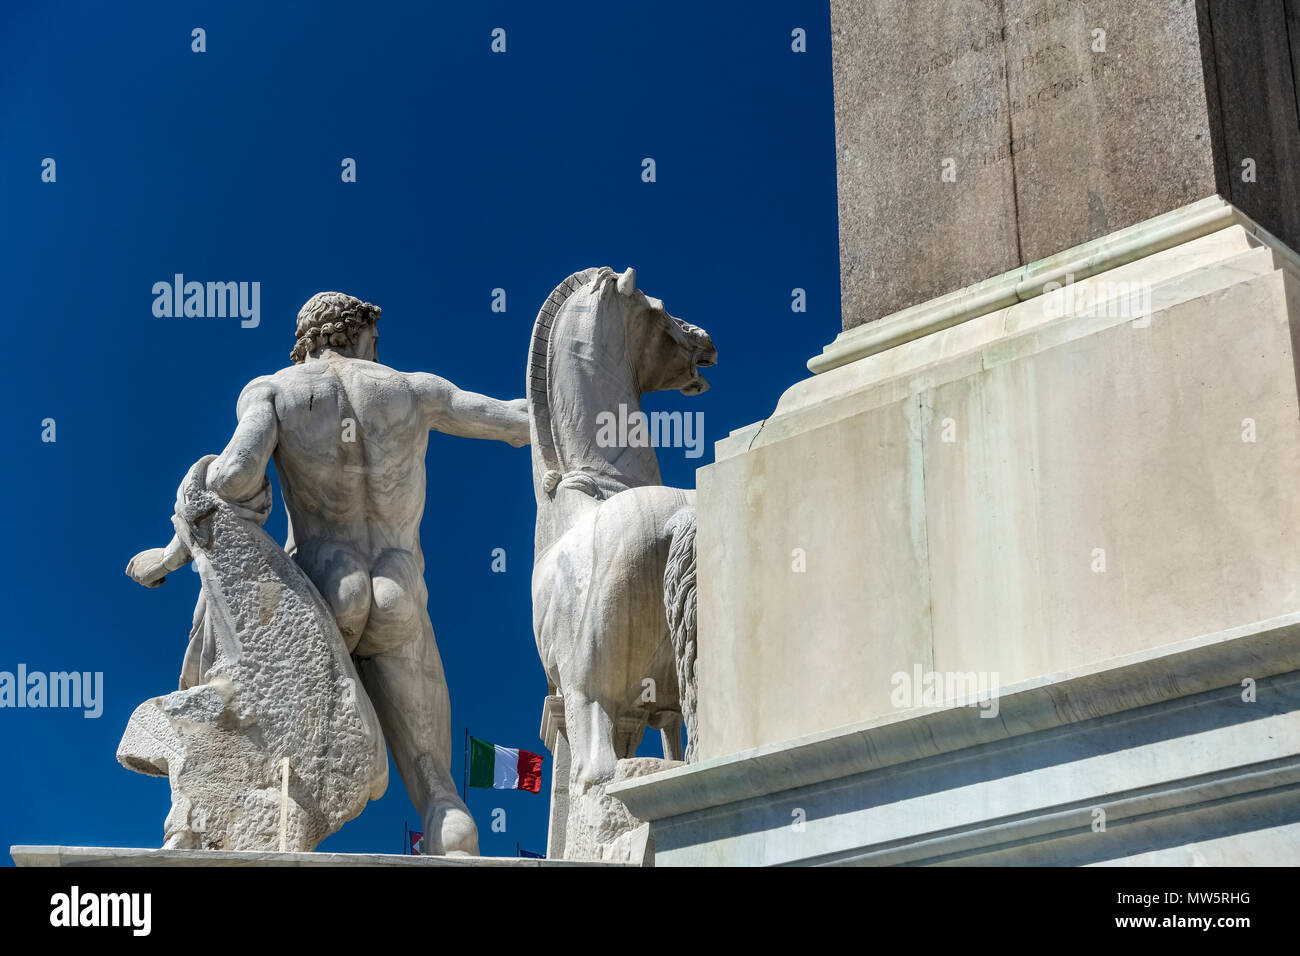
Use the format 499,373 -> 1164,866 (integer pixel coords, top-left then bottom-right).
617,267 -> 636,297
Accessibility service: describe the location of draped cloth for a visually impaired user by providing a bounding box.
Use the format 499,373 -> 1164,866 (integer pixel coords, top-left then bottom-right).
117,454 -> 387,851
175,456 -> 273,691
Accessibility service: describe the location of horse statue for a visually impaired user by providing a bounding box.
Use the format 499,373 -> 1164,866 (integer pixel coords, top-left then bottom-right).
527,266 -> 716,860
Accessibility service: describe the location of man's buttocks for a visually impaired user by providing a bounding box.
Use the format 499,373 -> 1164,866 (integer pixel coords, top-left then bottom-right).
293,538 -> 426,656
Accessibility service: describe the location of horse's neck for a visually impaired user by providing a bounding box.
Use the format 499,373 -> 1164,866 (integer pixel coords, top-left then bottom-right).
551,308 -> 662,483
558,390 -> 661,486
532,312 -> 662,553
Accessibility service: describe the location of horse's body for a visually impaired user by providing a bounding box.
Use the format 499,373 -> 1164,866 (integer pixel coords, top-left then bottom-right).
527,267 -> 715,859
532,483 -> 694,751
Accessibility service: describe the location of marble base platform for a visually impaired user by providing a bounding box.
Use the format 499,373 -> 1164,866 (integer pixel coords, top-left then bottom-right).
609,613 -> 1300,866
10,846 -> 623,867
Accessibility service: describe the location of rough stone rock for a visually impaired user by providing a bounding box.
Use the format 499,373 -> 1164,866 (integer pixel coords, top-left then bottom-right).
567,758 -> 682,863
118,457 -> 388,852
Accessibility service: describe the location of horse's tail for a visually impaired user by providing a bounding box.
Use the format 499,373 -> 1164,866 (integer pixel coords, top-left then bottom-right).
663,507 -> 698,763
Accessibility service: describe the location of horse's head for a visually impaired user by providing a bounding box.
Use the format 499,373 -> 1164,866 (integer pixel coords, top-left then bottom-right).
528,266 -> 719,511
599,267 -> 717,396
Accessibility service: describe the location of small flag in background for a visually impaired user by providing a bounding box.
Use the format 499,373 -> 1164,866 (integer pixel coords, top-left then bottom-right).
409,831 -> 423,855
469,736 -> 543,792
517,844 -> 544,859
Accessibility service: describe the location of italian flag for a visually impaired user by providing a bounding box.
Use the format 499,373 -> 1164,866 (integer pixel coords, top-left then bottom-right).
469,736 -> 543,793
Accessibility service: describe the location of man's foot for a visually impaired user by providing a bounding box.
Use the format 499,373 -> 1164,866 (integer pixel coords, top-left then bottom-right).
421,802 -> 479,856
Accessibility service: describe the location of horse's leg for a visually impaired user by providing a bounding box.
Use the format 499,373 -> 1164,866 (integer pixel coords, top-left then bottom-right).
657,713 -> 684,761
563,686 -> 619,794
618,710 -> 648,759
561,684 -> 623,859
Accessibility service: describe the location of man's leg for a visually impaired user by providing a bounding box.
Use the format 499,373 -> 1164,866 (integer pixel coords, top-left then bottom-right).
356,616 -> 478,855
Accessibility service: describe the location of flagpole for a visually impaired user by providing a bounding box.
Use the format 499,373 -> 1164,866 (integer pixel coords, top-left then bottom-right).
403,820 -> 407,856
461,727 -> 468,800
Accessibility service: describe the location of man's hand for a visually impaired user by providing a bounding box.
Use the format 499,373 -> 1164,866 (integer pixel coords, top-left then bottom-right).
127,534 -> 192,588
126,548 -> 172,588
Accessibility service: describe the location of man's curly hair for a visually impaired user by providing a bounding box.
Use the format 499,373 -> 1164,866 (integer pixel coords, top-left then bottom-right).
290,292 -> 381,364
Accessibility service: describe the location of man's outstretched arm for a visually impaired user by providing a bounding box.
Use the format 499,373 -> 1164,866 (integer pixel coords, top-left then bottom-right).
412,372 -> 530,447
208,377 -> 279,500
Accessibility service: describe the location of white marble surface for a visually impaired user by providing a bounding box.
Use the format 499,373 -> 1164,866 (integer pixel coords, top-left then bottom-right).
608,614 -> 1300,866
695,218 -> 1300,759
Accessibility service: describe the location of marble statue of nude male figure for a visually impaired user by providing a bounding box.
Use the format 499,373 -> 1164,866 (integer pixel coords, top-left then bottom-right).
127,292 -> 529,855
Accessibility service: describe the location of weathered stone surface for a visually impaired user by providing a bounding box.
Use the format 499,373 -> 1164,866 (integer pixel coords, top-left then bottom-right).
831,0 -> 1019,331
831,0 -> 1300,330
1202,0 -> 1300,250
1291,0 -> 1300,106
118,458 -> 389,852
575,759 -> 680,864
1003,0 -> 1216,262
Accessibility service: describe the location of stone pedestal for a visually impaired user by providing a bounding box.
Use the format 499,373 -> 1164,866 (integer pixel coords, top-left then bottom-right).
702,198 -> 1300,759
609,615 -> 1300,866
609,199 -> 1300,865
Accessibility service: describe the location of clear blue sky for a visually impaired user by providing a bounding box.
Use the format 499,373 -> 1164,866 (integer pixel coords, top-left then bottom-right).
0,0 -> 838,858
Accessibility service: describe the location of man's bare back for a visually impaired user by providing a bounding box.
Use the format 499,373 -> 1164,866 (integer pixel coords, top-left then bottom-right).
242,356 -> 448,656
267,356 -> 432,557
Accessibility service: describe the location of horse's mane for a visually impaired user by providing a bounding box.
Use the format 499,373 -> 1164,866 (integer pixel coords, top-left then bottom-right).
527,267 -> 618,486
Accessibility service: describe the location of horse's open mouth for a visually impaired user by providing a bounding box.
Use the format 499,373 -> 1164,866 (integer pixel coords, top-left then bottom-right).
680,346 -> 716,395
681,373 -> 710,396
